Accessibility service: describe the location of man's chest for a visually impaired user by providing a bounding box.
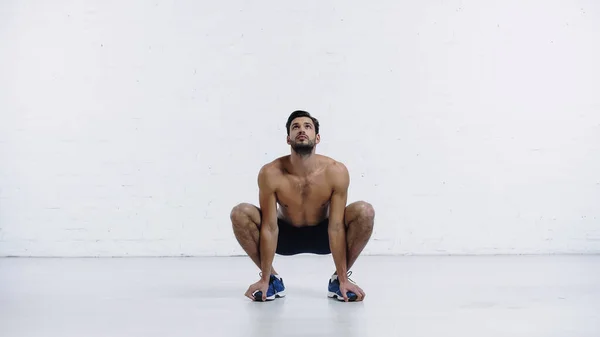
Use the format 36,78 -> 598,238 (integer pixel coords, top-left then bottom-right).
277,174 -> 332,205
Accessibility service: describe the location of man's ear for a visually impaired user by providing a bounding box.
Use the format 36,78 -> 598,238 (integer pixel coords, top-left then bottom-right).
315,134 -> 320,144
286,135 -> 291,145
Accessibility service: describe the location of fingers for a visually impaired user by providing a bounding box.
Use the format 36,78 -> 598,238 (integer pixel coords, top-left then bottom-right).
341,285 -> 350,302
245,289 -> 254,301
354,286 -> 365,301
245,288 -> 268,302
246,288 -> 261,301
349,285 -> 365,301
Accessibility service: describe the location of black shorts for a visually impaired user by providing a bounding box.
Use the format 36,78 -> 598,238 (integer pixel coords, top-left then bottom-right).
275,218 -> 331,255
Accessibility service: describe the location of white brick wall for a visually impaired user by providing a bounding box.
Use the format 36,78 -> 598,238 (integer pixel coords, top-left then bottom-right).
1,0 -> 599,256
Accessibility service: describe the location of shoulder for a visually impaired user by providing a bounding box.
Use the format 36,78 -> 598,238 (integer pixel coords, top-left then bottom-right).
326,160 -> 349,177
323,157 -> 349,189
257,156 -> 287,190
319,154 -> 348,175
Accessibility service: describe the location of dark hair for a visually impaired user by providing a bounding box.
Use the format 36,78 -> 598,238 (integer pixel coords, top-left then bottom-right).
285,110 -> 320,135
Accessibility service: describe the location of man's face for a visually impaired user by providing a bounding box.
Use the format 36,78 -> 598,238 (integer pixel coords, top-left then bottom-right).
287,117 -> 320,155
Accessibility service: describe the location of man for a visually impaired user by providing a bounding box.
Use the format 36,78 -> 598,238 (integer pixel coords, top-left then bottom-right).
230,110 -> 375,302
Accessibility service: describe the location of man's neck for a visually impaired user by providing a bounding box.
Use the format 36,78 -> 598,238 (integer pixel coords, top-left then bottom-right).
289,151 -> 318,176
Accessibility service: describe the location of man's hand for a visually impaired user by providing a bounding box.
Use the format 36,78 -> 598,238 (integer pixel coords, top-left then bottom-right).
245,279 -> 270,301
339,280 -> 366,302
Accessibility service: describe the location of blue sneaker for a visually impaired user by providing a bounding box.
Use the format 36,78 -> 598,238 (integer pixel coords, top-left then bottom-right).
327,271 -> 358,302
270,274 -> 286,297
253,274 -> 286,301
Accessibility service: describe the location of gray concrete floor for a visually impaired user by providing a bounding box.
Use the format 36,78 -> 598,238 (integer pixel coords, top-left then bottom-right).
1,255 -> 599,337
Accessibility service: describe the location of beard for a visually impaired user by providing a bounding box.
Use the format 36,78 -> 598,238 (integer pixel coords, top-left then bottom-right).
291,139 -> 315,156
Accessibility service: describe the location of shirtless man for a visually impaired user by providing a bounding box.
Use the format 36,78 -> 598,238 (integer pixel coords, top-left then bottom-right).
230,110 -> 375,302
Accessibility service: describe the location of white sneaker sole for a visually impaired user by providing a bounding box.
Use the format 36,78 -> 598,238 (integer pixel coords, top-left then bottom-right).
273,290 -> 286,299
328,291 -> 343,301
255,290 -> 286,301
328,291 -> 357,301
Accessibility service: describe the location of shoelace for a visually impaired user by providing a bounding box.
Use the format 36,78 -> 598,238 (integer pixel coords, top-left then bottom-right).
346,271 -> 356,284
333,271 -> 356,284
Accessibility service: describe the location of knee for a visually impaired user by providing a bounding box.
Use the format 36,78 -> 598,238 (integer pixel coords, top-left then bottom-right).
355,201 -> 375,222
230,203 -> 254,226
353,201 -> 375,233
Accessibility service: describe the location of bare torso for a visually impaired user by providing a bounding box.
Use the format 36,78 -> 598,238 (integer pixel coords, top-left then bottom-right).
265,154 -> 339,227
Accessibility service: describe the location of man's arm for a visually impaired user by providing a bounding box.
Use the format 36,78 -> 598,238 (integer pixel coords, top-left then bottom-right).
257,166 -> 278,282
327,162 -> 350,282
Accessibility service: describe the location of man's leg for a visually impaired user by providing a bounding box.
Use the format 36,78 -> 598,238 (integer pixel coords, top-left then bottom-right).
327,201 -> 374,301
344,201 -> 375,270
230,203 -> 277,275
